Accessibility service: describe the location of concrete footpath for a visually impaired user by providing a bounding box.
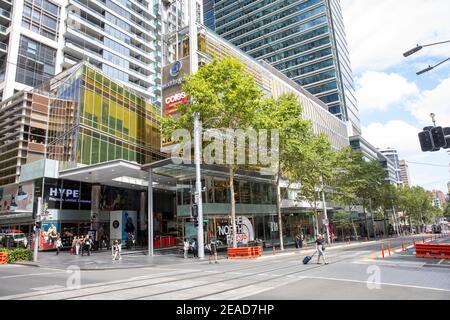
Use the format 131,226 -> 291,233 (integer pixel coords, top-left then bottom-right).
12,236 -> 398,270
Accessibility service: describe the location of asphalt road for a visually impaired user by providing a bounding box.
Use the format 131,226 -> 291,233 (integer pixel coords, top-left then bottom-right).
0,235 -> 449,300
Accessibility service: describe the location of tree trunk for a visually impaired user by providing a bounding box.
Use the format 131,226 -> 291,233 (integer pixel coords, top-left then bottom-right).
363,203 -> 369,240
229,167 -> 237,248
276,173 -> 284,251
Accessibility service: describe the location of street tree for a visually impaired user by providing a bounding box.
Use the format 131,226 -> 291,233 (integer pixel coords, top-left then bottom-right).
161,56 -> 263,248
256,93 -> 314,251
293,133 -> 336,238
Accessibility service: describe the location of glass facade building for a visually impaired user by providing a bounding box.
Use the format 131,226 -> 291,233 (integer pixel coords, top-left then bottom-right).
1,0 -> 162,107
204,0 -> 361,135
47,63 -> 165,169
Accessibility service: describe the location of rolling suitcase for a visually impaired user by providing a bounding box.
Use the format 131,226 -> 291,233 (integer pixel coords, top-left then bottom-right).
302,251 -> 316,265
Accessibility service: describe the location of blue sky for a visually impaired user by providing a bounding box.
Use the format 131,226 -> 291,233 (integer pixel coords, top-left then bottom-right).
341,0 -> 450,194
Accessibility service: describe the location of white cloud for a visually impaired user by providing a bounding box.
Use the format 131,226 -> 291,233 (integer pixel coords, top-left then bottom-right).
362,121 -> 422,158
362,121 -> 450,192
341,0 -> 450,73
407,77 -> 450,126
356,72 -> 419,112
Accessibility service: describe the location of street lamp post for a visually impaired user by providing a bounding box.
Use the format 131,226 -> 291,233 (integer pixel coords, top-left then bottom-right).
403,40 -> 450,75
403,40 -> 450,57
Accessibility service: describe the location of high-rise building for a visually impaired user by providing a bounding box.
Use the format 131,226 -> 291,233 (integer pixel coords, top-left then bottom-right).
0,0 -> 162,105
349,135 -> 397,185
431,189 -> 447,209
399,160 -> 411,187
379,148 -> 402,185
203,0 -> 361,136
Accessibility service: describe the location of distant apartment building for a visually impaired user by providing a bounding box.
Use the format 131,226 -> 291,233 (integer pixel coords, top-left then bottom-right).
349,135 -> 397,185
399,160 -> 411,187
0,0 -> 162,104
431,189 -> 447,209
379,148 -> 402,185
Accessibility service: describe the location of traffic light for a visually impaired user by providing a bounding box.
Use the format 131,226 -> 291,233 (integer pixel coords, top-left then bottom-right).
418,130 -> 435,152
190,204 -> 198,219
444,127 -> 450,149
431,126 -> 446,149
194,219 -> 199,228
35,221 -> 41,229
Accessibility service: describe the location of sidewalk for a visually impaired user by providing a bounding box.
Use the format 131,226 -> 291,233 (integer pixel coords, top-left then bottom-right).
13,236 -> 391,270
13,250 -> 188,270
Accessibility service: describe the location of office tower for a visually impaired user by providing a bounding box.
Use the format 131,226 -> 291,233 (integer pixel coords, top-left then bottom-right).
349,136 -> 398,185
0,0 -> 162,105
203,0 -> 361,136
399,160 -> 411,187
379,148 -> 402,185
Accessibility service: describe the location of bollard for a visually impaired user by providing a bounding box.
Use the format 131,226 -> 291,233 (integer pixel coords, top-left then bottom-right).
272,245 -> 275,255
388,243 -> 391,256
381,243 -> 385,259
402,242 -> 405,252
422,237 -> 425,244
413,240 -> 416,247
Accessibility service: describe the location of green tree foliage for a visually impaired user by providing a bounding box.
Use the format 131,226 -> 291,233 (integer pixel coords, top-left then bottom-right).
256,93 -> 314,250
444,202 -> 450,218
161,56 -> 263,248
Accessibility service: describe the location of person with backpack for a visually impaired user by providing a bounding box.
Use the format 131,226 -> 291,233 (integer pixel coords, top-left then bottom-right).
208,239 -> 218,264
315,234 -> 328,265
191,238 -> 198,258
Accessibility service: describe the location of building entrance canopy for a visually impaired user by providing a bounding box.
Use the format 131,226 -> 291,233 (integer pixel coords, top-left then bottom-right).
58,158 -> 275,189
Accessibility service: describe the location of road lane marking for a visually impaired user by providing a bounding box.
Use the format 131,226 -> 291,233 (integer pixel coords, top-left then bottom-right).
303,276 -> 450,292
31,285 -> 65,291
0,271 -> 67,279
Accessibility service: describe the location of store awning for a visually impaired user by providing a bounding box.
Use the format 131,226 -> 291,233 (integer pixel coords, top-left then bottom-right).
142,157 -> 275,183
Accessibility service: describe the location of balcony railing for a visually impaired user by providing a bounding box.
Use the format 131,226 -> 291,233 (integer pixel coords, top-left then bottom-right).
0,42 -> 7,51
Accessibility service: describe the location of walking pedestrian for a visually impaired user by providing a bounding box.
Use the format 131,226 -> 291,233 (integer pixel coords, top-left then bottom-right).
208,239 -> 218,264
315,234 -> 328,265
86,236 -> 93,256
191,238 -> 198,258
71,236 -> 77,255
56,236 -> 62,256
112,240 -> 122,260
183,238 -> 190,259
76,236 -> 82,255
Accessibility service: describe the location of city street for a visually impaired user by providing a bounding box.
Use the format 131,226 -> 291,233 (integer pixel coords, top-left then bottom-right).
1,235 -> 449,300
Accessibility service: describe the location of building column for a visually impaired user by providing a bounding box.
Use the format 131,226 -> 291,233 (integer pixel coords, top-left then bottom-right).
139,191 -> 146,232
147,169 -> 154,257
90,184 -> 101,234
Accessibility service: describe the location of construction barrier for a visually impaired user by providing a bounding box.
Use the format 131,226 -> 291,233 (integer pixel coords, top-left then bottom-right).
227,247 -> 262,260
0,252 -> 8,264
415,244 -> 450,259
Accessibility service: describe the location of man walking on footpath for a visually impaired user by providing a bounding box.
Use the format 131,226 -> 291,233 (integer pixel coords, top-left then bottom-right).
208,239 -> 218,264
315,234 -> 328,265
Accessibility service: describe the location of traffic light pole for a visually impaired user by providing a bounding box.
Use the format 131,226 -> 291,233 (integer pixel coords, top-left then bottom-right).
33,198 -> 41,262
194,112 -> 205,260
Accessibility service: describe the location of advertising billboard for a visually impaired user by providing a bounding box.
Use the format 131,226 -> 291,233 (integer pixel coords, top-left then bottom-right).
0,182 -> 34,214
110,211 -> 137,242
162,57 -> 191,117
39,222 -> 60,250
